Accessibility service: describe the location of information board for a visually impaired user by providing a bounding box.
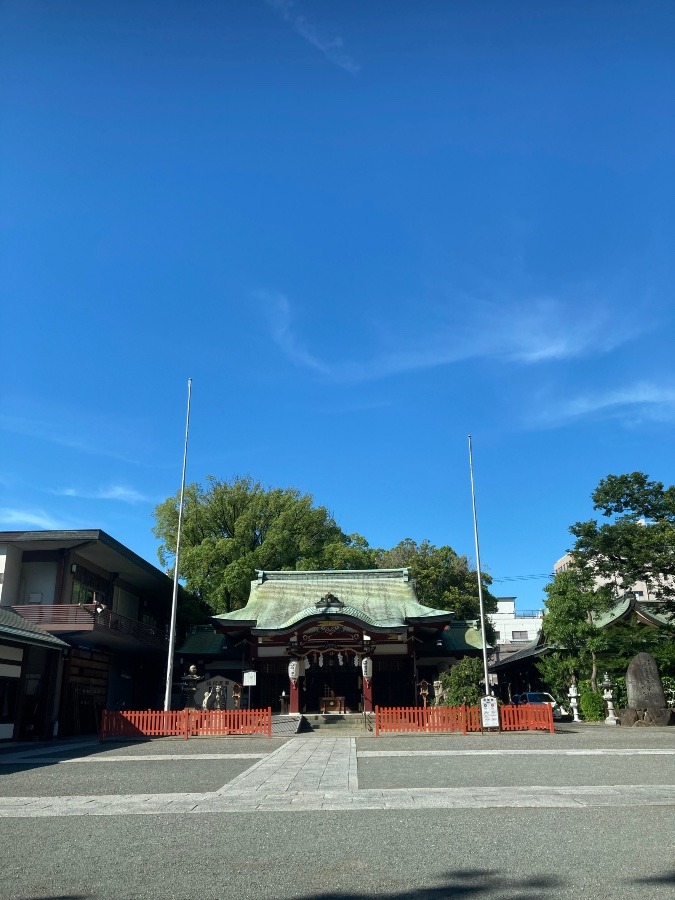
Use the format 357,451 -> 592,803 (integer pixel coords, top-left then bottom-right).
480,695 -> 500,729
242,670 -> 257,687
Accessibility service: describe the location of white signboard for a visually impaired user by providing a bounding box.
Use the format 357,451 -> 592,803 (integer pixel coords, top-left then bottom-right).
480,695 -> 500,729
243,670 -> 257,687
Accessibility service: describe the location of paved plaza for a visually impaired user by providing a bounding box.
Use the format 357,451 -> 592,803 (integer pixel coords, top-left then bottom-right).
0,725 -> 673,899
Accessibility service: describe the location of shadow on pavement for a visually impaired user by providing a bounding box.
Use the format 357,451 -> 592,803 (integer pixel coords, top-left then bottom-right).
291,869 -> 564,898
0,738 -> 152,775
630,871 -> 675,885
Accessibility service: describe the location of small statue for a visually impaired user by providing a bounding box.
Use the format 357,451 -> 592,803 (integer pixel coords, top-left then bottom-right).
201,687 -> 213,710
213,684 -> 224,710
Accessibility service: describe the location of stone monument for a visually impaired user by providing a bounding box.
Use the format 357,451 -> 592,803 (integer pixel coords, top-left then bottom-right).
618,652 -> 674,726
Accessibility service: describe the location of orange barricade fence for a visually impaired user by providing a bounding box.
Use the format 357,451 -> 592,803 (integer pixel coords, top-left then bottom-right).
99,707 -> 273,742
374,702 -> 553,736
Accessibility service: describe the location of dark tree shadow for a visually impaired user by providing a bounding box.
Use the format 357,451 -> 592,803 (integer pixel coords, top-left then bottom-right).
630,871 -> 675,885
288,869 -> 565,899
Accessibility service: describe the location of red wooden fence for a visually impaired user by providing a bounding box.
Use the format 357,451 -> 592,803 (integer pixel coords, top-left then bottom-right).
374,703 -> 553,735
99,707 -> 273,741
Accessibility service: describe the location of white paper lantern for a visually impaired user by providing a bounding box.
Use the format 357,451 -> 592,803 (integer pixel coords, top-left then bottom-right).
361,656 -> 373,680
288,659 -> 301,681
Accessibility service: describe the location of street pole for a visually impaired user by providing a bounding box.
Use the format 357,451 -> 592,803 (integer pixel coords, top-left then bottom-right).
468,434 -> 491,696
163,378 -> 192,712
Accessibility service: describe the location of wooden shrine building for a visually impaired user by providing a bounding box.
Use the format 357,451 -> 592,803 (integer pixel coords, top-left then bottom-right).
212,568 -> 485,714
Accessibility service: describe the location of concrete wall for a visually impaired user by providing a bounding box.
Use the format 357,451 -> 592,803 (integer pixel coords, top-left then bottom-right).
19,561 -> 59,605
0,544 -> 23,606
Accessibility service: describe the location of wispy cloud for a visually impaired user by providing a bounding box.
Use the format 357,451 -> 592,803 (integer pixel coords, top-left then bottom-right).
0,508 -> 64,529
51,485 -> 151,504
265,0 -> 360,74
537,382 -> 675,427
0,406 -> 150,465
260,291 -> 643,383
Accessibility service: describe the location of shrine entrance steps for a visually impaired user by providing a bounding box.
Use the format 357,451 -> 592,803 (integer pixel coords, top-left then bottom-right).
303,712 -> 373,734
271,713 -> 375,736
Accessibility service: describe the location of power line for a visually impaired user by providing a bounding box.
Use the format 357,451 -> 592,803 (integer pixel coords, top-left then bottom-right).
490,573 -> 554,582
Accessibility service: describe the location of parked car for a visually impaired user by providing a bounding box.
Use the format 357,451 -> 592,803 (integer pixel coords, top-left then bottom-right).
513,691 -> 568,720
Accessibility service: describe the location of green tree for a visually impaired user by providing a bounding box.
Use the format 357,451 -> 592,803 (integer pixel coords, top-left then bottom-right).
570,472 -> 675,614
378,538 -> 497,635
439,656 -> 484,706
601,616 -> 675,677
152,476 -> 375,614
542,567 -> 613,692
535,651 -> 577,702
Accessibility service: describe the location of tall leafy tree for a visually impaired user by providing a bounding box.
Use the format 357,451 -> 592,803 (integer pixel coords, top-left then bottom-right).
541,567 -> 612,691
378,538 -> 497,625
152,476 -> 375,613
570,472 -> 675,614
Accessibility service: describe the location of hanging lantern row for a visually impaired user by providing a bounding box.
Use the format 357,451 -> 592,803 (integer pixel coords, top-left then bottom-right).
287,650 -> 373,681
291,649 -> 365,669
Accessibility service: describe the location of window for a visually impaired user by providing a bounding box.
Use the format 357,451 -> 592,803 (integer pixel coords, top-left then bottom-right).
511,630 -> 528,640
0,677 -> 19,724
71,566 -> 110,606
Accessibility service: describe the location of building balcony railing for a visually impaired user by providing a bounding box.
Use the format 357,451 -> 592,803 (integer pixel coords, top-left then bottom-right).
11,604 -> 168,649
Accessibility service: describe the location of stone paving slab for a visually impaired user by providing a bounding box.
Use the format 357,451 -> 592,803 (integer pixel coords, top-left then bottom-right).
359,747 -> 675,757
1,784 -> 674,816
0,752 -> 266,764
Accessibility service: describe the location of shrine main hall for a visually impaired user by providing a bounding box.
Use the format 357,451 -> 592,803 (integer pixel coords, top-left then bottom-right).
211,568 -> 485,714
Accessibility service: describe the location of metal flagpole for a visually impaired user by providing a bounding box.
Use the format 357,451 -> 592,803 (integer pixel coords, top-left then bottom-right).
163,378 -> 192,712
468,434 -> 491,696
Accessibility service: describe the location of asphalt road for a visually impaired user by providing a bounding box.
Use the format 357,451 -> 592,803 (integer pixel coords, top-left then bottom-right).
0,726 -> 673,900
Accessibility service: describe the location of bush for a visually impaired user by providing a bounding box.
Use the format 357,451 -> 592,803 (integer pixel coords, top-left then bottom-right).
613,675 -> 627,709
439,657 -> 484,706
661,675 -> 675,709
578,682 -> 605,721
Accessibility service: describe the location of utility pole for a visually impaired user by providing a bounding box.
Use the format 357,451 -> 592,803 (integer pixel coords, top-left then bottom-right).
163,378 -> 192,712
468,434 -> 491,696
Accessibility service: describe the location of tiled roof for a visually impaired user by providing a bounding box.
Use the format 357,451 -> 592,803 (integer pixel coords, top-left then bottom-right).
418,623 -> 486,656
592,596 -> 674,629
0,607 -> 68,649
214,569 -> 456,631
177,628 -> 239,657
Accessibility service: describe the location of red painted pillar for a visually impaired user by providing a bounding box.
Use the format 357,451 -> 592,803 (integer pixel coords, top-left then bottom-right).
362,678 -> 373,713
289,678 -> 300,713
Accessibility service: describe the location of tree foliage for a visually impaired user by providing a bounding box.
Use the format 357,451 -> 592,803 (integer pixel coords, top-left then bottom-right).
377,538 -> 497,625
153,477 -> 498,628
570,471 -> 675,614
540,472 -> 675,693
542,567 -> 613,691
439,656 -> 484,706
152,476 -> 376,614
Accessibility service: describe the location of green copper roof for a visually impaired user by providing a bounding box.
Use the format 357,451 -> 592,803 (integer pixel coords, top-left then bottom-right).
176,627 -> 239,658
417,623 -> 487,656
592,596 -> 674,629
0,607 -> 69,650
213,569 -> 456,631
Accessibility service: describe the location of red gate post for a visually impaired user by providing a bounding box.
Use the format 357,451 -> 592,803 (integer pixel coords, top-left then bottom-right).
362,677 -> 373,713
289,678 -> 300,713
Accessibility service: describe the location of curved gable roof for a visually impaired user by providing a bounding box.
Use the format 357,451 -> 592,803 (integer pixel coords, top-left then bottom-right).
213,569 -> 455,631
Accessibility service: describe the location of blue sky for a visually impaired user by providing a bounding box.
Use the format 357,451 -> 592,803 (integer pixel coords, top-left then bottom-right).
2,1 -> 674,610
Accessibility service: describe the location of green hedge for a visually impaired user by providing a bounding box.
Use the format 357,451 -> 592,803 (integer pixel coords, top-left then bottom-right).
578,683 -> 605,721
